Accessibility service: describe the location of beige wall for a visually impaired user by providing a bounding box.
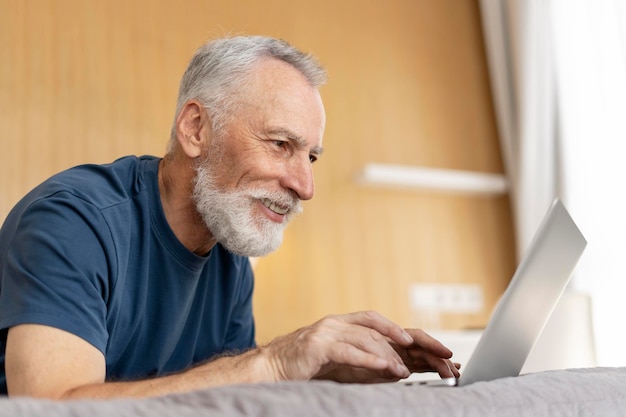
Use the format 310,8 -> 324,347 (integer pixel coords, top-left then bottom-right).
0,0 -> 515,343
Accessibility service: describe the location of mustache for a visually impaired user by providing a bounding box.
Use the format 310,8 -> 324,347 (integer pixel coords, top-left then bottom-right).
249,188 -> 303,215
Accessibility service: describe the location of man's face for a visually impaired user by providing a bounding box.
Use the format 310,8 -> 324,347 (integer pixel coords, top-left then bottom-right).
192,58 -> 326,257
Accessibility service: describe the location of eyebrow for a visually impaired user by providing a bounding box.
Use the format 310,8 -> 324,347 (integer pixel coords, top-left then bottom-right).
268,128 -> 324,156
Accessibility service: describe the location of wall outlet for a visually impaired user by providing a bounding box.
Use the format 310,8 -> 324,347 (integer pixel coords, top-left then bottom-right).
410,283 -> 483,314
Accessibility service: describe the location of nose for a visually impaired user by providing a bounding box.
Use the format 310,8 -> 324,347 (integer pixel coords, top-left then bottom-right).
281,153 -> 315,201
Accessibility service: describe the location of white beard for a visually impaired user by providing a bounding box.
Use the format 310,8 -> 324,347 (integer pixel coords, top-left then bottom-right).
192,158 -> 302,257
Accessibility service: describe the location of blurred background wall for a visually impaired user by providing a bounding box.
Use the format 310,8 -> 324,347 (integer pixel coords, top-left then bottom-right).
0,0 -> 515,344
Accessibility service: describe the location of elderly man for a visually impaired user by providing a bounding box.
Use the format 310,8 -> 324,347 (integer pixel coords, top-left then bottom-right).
0,36 -> 459,399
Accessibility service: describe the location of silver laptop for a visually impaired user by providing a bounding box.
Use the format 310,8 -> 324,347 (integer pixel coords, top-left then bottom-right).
409,198 -> 587,387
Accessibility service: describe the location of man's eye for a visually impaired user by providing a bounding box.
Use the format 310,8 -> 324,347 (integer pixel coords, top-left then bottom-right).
309,154 -> 318,163
274,140 -> 287,148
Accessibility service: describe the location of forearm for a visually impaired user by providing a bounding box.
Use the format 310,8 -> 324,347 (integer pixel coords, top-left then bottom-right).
8,313 -> 457,399
59,348 -> 276,400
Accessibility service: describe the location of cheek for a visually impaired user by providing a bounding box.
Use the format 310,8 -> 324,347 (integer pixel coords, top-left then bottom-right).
238,166 -> 277,190
236,155 -> 283,187
212,139 -> 284,189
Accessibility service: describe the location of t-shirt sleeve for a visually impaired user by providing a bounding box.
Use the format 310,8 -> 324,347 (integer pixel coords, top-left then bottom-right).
0,192 -> 112,353
224,257 -> 256,351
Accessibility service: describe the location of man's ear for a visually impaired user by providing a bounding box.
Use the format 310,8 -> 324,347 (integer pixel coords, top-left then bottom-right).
174,100 -> 211,158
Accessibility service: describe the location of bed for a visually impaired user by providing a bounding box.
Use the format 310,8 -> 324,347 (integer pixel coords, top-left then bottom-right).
2,367 -> 625,416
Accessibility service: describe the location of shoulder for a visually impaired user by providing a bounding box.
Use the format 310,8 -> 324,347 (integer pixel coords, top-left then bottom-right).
33,155 -> 159,210
0,156 -> 160,258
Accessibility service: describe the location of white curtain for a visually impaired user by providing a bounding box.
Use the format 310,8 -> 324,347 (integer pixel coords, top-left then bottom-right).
479,0 -> 559,257
479,0 -> 626,367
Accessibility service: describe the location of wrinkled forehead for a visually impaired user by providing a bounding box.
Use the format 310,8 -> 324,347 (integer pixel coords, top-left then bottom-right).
238,58 -> 326,145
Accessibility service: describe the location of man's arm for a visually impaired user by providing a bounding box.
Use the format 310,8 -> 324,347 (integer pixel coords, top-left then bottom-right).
6,311 -> 458,399
5,324 -> 274,399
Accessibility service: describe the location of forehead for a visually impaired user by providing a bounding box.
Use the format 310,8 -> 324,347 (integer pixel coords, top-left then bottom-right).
238,58 -> 326,147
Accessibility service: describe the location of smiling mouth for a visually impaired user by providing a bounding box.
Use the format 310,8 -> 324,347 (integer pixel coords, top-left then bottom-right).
262,198 -> 290,215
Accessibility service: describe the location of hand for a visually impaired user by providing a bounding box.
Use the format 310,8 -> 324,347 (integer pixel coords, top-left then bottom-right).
395,328 -> 461,378
260,311 -> 413,380
315,328 -> 461,383
258,311 -> 460,384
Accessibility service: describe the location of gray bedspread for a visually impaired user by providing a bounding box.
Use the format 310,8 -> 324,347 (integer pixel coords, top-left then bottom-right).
2,367 -> 625,416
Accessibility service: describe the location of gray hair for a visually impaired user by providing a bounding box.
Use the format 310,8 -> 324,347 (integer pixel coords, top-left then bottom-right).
168,36 -> 327,150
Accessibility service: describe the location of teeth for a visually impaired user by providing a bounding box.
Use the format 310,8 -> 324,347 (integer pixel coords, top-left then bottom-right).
262,198 -> 289,215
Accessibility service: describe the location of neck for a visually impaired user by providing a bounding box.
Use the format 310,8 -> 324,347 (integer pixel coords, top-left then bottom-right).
158,156 -> 217,256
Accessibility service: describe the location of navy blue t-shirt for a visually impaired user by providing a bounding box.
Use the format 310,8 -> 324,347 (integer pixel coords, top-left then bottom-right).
0,156 -> 255,393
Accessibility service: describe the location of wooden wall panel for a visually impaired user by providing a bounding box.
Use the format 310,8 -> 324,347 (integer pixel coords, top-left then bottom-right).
0,0 -> 515,344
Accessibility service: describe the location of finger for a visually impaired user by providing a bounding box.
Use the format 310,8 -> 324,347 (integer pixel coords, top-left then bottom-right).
342,311 -> 414,347
306,315 -> 411,378
325,342 -> 410,379
335,313 -> 414,376
403,328 -> 453,358
445,359 -> 461,378
331,323 -> 410,378
434,360 -> 459,379
405,351 -> 461,378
